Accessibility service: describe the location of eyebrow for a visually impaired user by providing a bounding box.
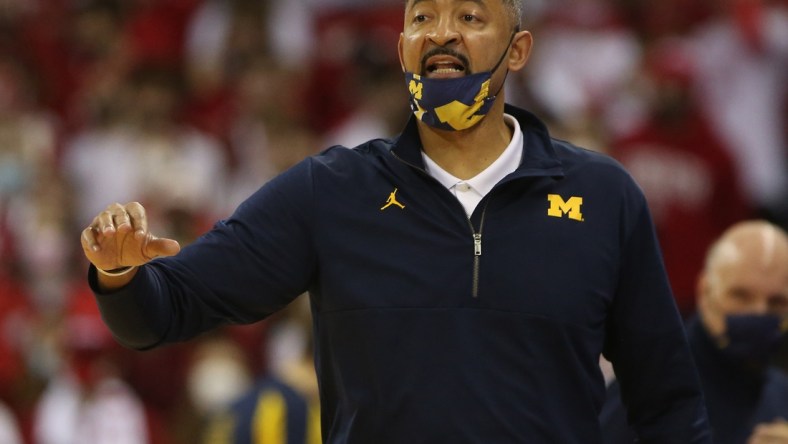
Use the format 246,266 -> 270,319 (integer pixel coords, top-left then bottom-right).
409,0 -> 487,8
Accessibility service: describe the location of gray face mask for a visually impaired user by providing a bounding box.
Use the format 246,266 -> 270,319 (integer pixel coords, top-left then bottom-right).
718,313 -> 787,366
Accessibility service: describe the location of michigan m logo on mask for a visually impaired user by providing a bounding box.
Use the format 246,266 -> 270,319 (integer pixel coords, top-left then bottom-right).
547,194 -> 584,222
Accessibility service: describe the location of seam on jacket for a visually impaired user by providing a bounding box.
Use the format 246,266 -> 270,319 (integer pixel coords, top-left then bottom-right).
317,305 -> 601,332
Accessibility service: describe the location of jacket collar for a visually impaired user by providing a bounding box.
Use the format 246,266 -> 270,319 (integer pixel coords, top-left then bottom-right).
390,103 -> 564,179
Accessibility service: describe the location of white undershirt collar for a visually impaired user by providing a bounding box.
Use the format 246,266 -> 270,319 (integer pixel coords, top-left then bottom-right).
422,114 -> 524,217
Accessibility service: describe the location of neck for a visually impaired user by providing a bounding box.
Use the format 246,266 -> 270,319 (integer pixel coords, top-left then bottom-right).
418,100 -> 512,180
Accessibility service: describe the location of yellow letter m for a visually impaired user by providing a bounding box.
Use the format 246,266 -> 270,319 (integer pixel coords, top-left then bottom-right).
547,194 -> 583,221
409,79 -> 423,100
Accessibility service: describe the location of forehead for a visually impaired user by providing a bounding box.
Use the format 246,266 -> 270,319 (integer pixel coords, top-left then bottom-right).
716,254 -> 788,297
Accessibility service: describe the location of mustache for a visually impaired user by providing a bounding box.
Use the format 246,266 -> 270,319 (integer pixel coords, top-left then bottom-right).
420,47 -> 470,74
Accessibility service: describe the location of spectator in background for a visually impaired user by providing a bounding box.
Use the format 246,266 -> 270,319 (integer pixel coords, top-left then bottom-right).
692,0 -> 788,230
60,71 -> 145,233
611,0 -> 713,42
0,218 -> 31,441
0,53 -> 73,316
601,220 -> 788,443
0,220 -> 32,403
319,59 -> 410,149
222,55 -> 319,212
201,294 -> 320,444
180,334 -> 254,444
0,55 -> 58,211
12,0 -> 132,132
265,0 -> 404,71
32,290 -> 150,444
63,65 -> 230,241
609,38 -> 753,316
511,0 -> 641,146
0,400 -> 22,444
182,0 -> 271,156
122,0 -> 202,70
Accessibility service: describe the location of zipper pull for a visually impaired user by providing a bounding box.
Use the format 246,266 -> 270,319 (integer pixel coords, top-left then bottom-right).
473,233 -> 482,256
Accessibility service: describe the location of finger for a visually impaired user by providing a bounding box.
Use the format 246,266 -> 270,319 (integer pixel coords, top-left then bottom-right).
143,236 -> 181,259
97,208 -> 117,234
81,226 -> 100,252
112,206 -> 132,232
125,202 -> 147,238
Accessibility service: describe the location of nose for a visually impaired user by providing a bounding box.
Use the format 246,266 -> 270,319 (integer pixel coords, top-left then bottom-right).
426,16 -> 460,46
752,298 -> 770,315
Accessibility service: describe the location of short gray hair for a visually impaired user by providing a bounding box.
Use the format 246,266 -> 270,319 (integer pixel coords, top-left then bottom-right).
504,0 -> 523,29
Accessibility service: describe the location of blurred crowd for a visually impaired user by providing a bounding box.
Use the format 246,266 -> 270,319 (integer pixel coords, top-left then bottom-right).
0,0 -> 785,442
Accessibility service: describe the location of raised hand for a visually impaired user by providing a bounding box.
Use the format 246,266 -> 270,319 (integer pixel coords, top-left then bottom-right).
81,202 -> 181,284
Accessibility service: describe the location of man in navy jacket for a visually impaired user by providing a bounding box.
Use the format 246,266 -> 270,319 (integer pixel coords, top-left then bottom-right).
80,0 -> 711,442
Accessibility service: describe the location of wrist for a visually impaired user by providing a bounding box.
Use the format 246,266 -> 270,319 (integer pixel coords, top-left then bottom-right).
97,265 -> 136,277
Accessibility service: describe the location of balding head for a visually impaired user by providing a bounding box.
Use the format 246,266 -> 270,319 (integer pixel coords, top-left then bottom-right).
697,220 -> 788,338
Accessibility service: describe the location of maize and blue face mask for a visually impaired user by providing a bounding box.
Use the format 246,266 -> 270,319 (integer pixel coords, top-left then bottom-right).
404,32 -> 516,132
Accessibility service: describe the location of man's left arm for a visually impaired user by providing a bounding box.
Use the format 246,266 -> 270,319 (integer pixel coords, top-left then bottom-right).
603,199 -> 711,443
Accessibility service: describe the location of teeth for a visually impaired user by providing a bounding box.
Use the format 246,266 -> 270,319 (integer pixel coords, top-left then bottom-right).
432,68 -> 462,74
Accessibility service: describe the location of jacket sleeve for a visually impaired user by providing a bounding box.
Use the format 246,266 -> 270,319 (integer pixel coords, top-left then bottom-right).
89,158 -> 318,350
602,187 -> 711,443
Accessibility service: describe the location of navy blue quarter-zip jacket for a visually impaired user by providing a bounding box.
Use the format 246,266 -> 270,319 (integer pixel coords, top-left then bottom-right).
90,104 -> 711,443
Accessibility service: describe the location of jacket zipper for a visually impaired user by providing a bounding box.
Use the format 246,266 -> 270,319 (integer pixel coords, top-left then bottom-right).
391,151 -> 492,299
469,204 -> 488,298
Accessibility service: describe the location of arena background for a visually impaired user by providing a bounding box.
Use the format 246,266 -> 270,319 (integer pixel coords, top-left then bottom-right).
0,0 -> 786,442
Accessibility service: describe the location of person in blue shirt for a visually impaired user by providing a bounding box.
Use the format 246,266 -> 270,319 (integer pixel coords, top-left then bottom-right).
202,373 -> 320,444
202,295 -> 321,444
600,220 -> 788,443
79,0 -> 710,442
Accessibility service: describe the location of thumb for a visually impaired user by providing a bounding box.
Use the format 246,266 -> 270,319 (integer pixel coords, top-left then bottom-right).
143,236 -> 181,259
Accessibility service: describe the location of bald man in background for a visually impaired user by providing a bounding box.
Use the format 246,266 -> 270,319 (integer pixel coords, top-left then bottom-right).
600,220 -> 788,444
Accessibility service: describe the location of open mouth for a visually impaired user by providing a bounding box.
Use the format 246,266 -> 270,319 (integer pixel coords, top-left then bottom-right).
423,54 -> 468,78
428,61 -> 465,75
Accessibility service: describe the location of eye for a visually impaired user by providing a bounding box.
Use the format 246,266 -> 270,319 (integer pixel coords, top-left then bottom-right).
727,287 -> 753,304
413,14 -> 428,24
768,294 -> 788,312
462,14 -> 478,22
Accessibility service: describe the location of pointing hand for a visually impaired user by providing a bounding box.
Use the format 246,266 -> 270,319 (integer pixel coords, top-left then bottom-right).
81,202 -> 181,275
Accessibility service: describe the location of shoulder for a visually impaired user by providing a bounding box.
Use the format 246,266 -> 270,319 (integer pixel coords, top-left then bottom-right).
310,138 -> 394,166
549,138 -> 645,204
298,138 -> 398,185
552,138 -> 631,178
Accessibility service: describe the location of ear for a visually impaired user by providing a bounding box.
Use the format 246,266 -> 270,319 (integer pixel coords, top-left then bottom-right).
507,30 -> 533,72
398,33 -> 407,73
696,273 -> 725,338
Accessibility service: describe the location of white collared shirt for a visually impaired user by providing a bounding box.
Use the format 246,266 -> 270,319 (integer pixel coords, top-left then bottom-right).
422,114 -> 524,218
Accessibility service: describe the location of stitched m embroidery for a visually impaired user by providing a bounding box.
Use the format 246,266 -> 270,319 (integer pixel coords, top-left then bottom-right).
547,194 -> 583,221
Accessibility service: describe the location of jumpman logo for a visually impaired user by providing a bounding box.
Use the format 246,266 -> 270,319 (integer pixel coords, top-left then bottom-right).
380,188 -> 406,211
